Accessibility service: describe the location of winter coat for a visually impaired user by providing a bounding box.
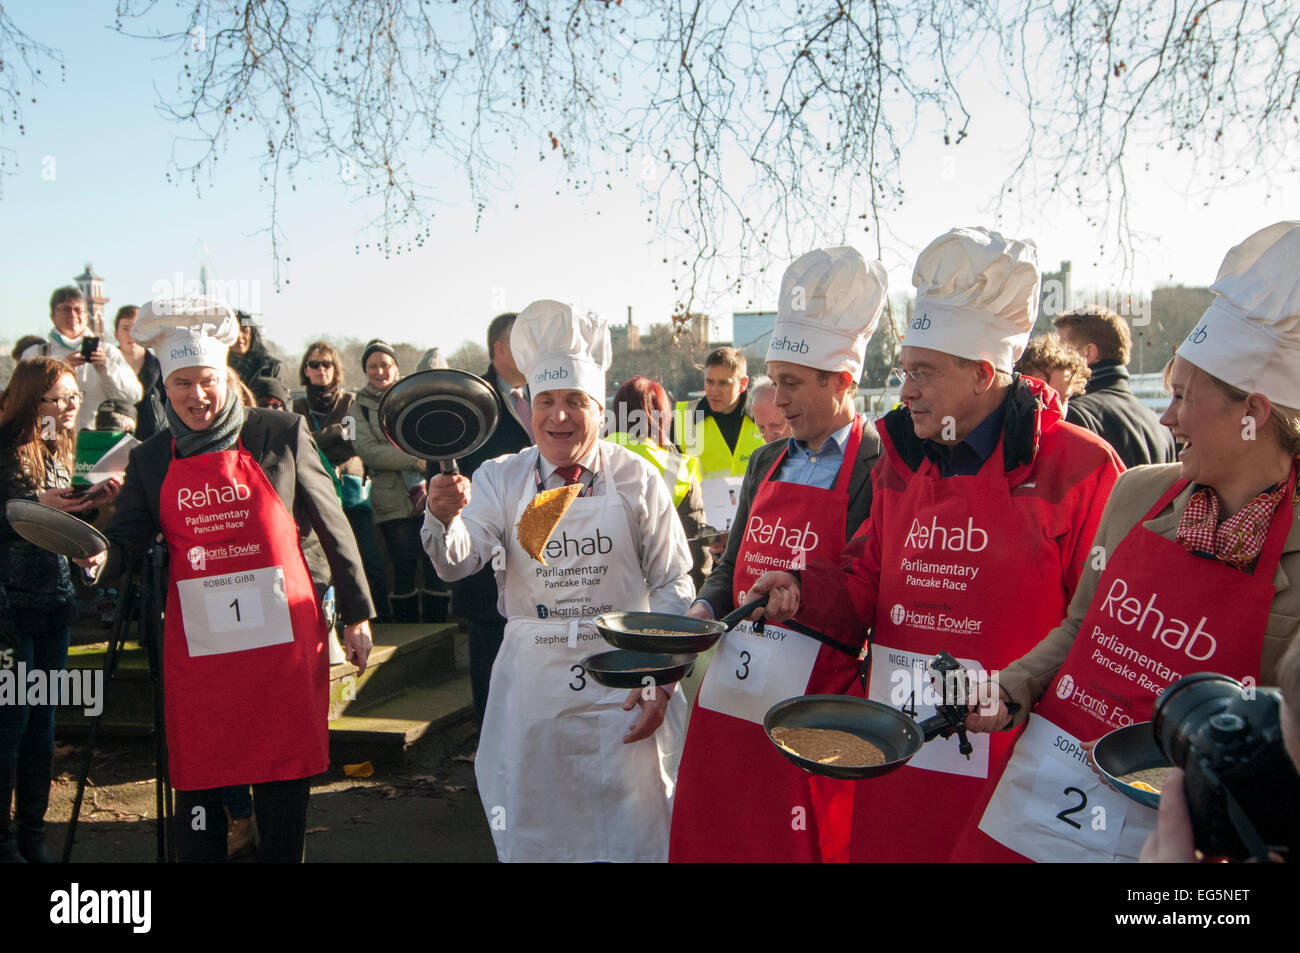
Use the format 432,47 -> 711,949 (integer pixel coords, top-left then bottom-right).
352,386 -> 423,524
1065,361 -> 1177,468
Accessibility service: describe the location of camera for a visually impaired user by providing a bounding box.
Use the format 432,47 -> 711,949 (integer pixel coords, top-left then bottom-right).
81,335 -> 100,360
1153,672 -> 1300,862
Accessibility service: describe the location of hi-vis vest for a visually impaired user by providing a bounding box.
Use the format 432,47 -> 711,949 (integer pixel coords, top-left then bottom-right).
604,433 -> 699,508
674,400 -> 765,480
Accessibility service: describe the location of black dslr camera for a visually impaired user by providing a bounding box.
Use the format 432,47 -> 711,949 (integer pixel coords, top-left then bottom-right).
1153,673 -> 1300,862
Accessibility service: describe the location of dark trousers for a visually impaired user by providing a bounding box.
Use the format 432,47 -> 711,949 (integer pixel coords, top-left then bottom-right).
0,616 -> 70,839
466,616 -> 507,722
380,515 -> 448,622
174,777 -> 311,862
345,504 -> 389,621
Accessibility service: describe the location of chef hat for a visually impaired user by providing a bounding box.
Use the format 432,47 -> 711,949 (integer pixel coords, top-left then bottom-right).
133,296 -> 240,381
510,300 -> 612,405
766,246 -> 887,380
906,227 -> 1040,373
1176,221 -> 1300,409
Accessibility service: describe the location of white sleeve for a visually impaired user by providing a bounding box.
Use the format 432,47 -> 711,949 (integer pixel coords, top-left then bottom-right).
631,459 -> 694,615
419,460 -> 511,583
98,343 -> 143,404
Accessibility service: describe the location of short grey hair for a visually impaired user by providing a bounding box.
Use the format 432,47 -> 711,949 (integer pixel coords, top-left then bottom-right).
749,376 -> 776,404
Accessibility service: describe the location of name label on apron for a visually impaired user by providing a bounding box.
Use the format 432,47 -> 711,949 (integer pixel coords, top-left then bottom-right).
175,566 -> 294,657
698,620 -> 819,725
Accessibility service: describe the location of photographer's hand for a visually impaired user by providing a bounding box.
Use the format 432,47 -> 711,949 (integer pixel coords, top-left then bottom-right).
1139,767 -> 1198,863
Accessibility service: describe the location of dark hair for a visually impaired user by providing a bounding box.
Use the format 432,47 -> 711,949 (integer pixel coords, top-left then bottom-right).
113,305 -> 140,333
705,346 -> 747,377
0,357 -> 78,489
612,375 -> 673,447
299,340 -> 345,388
487,312 -> 519,353
1054,306 -> 1132,365
49,286 -> 84,314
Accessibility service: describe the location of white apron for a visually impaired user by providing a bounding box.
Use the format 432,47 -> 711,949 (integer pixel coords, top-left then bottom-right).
475,445 -> 686,862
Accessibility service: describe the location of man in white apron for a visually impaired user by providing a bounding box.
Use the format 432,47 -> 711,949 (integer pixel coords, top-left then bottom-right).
421,300 -> 694,862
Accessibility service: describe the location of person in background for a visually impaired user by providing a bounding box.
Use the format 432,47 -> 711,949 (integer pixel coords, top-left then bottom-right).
752,227 -> 1124,862
607,375 -> 710,591
249,375 -> 290,411
673,346 -> 765,479
227,311 -> 282,387
450,314 -> 533,722
291,341 -> 388,623
1014,332 -> 1090,407
415,347 -> 448,372
1055,306 -> 1177,467
227,368 -> 256,409
670,246 -> 886,862
1,357 -> 122,862
748,376 -> 793,443
353,339 -> 447,624
113,305 -> 167,441
19,287 -> 141,432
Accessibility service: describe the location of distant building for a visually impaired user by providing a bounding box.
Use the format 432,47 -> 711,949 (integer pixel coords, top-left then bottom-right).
75,263 -> 109,335
1035,260 -> 1072,336
609,306 -> 640,354
732,311 -> 777,362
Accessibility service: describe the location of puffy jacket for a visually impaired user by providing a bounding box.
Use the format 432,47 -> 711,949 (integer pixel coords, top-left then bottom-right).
291,386 -> 365,479
352,386 -> 423,524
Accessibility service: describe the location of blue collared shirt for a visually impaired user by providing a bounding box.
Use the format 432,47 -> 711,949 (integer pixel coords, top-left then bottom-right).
920,404 -> 1005,477
776,420 -> 855,489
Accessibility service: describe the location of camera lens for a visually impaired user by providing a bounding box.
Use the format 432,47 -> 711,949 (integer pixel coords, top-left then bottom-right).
1152,672 -> 1242,766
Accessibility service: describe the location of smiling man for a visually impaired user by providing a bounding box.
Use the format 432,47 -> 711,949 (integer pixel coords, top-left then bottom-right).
751,227 -> 1124,862
20,286 -> 142,431
674,346 -> 766,480
421,300 -> 693,863
670,246 -> 887,862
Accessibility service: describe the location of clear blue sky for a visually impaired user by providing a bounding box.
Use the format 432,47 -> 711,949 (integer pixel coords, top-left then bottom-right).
1,3 -> 1291,360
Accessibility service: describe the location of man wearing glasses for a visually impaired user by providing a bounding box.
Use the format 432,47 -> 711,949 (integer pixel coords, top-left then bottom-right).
19,286 -> 141,431
750,227 -> 1124,862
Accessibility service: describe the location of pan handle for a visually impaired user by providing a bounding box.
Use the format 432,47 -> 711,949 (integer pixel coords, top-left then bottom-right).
719,595 -> 770,631
440,458 -> 460,475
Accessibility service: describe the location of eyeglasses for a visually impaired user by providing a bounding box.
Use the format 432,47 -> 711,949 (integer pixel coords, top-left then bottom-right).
54,304 -> 86,316
890,367 -> 944,387
41,392 -> 84,410
306,360 -> 334,370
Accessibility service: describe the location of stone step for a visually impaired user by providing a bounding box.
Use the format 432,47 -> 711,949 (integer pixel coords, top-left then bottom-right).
328,675 -> 476,768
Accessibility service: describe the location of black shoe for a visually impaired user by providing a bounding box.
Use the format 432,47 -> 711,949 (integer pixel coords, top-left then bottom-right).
17,829 -> 52,864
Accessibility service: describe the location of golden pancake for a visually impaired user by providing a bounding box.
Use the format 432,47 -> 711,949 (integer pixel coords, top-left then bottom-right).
515,483 -> 583,565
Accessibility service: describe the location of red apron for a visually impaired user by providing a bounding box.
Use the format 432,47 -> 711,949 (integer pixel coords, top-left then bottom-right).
670,418 -> 866,862
159,440 -> 329,791
957,468 -> 1295,861
851,435 -> 1075,861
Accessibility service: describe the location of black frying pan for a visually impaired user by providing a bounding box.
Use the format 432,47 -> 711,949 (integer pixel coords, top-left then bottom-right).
1093,722 -> 1171,810
377,368 -> 500,474
594,596 -> 770,655
580,650 -> 696,689
764,695 -> 924,781
5,499 -> 108,559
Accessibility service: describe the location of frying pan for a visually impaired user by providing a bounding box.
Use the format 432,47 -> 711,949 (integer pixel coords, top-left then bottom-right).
593,596 -> 770,655
5,499 -> 109,559
377,368 -> 500,474
580,650 -> 697,689
764,695 -> 924,781
1093,721 -> 1172,810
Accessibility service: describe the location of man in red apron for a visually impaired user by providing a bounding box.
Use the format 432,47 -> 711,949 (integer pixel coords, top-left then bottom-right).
752,227 -> 1124,861
957,220 -> 1300,862
670,246 -> 888,862
80,297 -> 375,862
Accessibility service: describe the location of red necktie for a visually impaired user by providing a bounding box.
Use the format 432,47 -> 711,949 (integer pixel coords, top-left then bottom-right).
555,464 -> 583,486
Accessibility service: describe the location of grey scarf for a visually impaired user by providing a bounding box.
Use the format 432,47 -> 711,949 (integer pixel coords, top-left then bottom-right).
165,389 -> 246,458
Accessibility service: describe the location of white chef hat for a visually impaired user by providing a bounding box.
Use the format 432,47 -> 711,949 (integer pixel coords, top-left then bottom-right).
906,227 -> 1040,373
132,296 -> 240,381
766,246 -> 888,380
510,300 -> 612,405
1176,221 -> 1300,409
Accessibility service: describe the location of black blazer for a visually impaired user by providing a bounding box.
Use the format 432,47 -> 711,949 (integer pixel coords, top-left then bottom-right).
101,408 -> 376,624
450,366 -> 533,621
696,419 -> 883,618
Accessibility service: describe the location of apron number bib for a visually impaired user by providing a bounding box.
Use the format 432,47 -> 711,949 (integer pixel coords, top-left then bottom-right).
868,643 -> 990,778
698,621 -> 819,724
175,566 -> 294,657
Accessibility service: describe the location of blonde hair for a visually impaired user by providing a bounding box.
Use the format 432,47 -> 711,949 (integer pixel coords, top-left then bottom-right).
1163,358 -> 1300,457
1015,333 -> 1091,398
